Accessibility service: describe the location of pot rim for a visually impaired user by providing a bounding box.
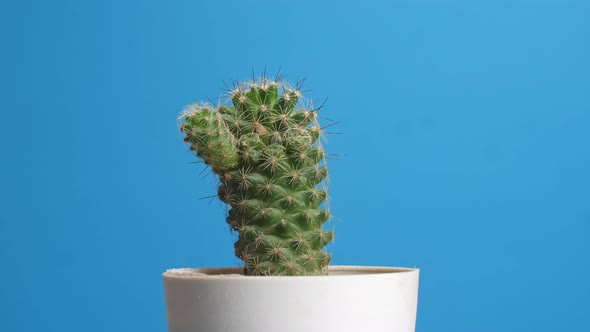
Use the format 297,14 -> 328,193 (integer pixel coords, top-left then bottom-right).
162,265 -> 419,280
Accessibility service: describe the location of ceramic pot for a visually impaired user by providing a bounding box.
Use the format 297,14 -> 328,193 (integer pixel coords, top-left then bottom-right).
163,265 -> 419,332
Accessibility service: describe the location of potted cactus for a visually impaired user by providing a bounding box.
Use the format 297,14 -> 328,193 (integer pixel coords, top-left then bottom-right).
163,74 -> 419,332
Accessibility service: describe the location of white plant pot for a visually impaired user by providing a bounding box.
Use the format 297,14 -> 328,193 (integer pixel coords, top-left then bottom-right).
162,265 -> 419,332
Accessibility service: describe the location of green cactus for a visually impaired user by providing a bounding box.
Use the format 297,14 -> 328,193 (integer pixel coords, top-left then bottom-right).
179,76 -> 333,276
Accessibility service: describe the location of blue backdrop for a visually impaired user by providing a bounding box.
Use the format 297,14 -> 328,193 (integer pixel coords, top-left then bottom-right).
1,0 -> 588,331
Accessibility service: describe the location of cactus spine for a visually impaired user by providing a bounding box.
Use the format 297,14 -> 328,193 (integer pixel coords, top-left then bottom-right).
180,76 -> 332,276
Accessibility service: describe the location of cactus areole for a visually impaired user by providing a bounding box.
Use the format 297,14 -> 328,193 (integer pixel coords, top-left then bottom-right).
179,76 -> 333,276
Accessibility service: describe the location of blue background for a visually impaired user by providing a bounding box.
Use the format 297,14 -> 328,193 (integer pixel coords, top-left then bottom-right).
1,0 -> 589,331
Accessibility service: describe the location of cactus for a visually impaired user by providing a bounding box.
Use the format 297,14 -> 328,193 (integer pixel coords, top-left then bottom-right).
179,75 -> 332,276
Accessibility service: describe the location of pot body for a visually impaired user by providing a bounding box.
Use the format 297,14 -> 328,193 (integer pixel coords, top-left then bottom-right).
163,265 -> 419,332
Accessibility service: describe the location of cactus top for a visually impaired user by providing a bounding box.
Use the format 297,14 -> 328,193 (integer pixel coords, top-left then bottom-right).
180,78 -> 332,276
